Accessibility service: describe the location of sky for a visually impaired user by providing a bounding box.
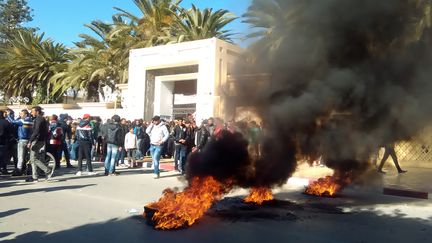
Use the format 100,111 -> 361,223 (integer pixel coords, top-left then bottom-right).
26,0 -> 252,47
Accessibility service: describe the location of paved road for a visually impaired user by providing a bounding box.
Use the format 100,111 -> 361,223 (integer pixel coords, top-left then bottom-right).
0,163 -> 431,243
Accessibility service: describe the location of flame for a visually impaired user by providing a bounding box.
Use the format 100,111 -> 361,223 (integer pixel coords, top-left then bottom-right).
244,187 -> 274,205
145,176 -> 230,230
305,173 -> 352,197
305,176 -> 341,196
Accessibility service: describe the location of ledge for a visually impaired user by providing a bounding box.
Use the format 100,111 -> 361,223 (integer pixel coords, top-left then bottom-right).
77,102 -> 115,109
40,104 -> 79,109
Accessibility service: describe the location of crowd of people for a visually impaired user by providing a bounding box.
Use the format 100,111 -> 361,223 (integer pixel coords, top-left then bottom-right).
0,106 -> 264,181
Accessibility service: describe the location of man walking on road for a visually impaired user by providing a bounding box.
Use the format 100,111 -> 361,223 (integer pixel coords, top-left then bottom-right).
146,116 -> 169,179
27,106 -> 54,182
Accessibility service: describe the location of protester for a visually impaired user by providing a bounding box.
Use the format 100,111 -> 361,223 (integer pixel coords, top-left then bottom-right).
47,115 -> 63,169
10,109 -> 33,176
104,115 -> 124,176
116,118 -> 128,166
172,117 -> 185,171
125,127 -> 137,167
0,110 -> 12,175
377,143 -> 407,174
182,119 -> 195,174
146,116 -> 169,179
27,106 -> 53,182
58,114 -> 73,168
5,109 -> 18,170
75,114 -> 95,176
133,120 -> 145,160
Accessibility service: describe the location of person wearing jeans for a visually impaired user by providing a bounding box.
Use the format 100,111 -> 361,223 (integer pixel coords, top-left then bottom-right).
104,115 -> 124,176
75,114 -> 95,176
146,116 -> 169,179
105,143 -> 119,174
11,109 -> 33,176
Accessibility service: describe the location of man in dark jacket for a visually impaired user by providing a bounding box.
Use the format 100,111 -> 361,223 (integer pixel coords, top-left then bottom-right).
11,109 -> 33,176
133,120 -> 145,160
172,118 -> 185,172
5,109 -> 18,170
104,115 -> 124,176
27,106 -> 53,182
58,114 -> 73,168
0,110 -> 13,174
75,114 -> 95,176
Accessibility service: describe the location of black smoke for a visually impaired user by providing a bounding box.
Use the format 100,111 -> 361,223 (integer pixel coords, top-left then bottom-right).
187,0 -> 432,188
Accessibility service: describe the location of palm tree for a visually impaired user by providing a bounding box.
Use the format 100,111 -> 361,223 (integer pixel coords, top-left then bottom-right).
112,0 -> 182,47
50,19 -> 128,101
0,29 -> 70,104
173,4 -> 237,42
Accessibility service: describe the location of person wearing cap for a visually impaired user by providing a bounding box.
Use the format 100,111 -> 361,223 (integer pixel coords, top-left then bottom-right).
146,116 -> 169,179
75,114 -> 96,176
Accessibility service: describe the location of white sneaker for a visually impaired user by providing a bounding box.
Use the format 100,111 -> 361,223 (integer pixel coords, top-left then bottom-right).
75,171 -> 82,176
87,172 -> 97,176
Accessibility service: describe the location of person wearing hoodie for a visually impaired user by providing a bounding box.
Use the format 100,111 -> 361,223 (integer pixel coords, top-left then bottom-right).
104,115 -> 124,176
58,114 -> 73,168
11,109 -> 33,176
75,114 -> 95,176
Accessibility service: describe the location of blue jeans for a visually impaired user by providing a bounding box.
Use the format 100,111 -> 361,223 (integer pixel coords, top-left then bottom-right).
149,144 -> 162,174
104,143 -> 119,174
136,139 -> 143,159
174,144 -> 187,171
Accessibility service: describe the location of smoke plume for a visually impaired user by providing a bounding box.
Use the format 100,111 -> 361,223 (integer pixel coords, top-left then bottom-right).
187,0 -> 432,188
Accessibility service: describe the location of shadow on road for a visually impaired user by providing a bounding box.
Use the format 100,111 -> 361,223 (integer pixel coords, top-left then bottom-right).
0,208 -> 29,219
2,197 -> 431,243
0,184 -> 96,197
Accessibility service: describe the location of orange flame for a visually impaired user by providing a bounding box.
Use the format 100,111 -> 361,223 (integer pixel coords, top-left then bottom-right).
305,173 -> 352,197
305,176 -> 341,196
244,187 -> 274,205
145,176 -> 230,230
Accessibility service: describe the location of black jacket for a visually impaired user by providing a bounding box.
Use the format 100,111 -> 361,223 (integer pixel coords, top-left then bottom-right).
196,125 -> 210,150
76,120 -> 93,142
172,125 -> 187,144
0,119 -> 12,145
29,115 -> 49,143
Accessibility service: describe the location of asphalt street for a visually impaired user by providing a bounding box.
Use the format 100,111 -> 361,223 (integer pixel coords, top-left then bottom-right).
1,162 -> 431,243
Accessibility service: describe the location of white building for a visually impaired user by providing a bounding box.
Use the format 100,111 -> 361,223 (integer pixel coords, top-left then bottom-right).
125,38 -> 243,122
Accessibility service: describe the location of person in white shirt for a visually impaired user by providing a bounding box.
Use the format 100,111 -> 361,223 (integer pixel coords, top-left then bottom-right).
146,116 -> 169,178
124,127 -> 137,167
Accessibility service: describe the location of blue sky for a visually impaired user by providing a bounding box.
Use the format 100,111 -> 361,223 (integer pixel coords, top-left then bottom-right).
26,0 -> 252,47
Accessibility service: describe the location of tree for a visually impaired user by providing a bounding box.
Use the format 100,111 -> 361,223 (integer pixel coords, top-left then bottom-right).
0,0 -> 33,44
112,0 -> 182,47
50,19 -> 128,101
0,29 -> 70,104
173,4 -> 237,42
